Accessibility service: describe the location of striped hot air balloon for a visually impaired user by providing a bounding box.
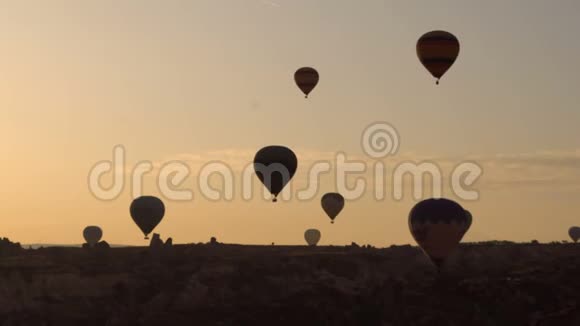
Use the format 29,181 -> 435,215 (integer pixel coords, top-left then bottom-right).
294,67 -> 319,98
409,198 -> 469,269
416,31 -> 460,84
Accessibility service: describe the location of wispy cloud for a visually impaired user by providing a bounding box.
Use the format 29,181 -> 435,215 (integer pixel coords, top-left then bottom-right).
473,150 -> 580,190
260,0 -> 281,8
125,148 -> 580,193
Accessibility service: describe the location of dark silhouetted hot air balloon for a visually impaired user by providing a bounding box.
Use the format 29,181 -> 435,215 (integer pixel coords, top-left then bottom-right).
294,67 -> 319,98
253,146 -> 298,202
83,226 -> 102,247
569,226 -> 580,243
321,192 -> 344,224
462,209 -> 473,237
408,198 -> 468,268
130,196 -> 165,239
417,31 -> 460,85
304,229 -> 321,246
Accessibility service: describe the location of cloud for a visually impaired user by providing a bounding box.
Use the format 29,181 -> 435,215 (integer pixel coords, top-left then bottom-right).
119,148 -> 580,195
260,0 -> 280,8
473,150 -> 580,190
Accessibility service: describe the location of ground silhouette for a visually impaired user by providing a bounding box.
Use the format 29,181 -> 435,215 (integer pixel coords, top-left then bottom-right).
0,240 -> 579,325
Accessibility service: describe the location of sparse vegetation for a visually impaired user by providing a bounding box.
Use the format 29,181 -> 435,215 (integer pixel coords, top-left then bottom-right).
0,237 -> 22,257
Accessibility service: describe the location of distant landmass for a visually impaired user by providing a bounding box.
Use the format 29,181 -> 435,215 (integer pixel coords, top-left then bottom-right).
23,243 -> 134,249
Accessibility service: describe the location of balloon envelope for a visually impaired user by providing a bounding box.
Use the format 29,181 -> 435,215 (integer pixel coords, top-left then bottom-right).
253,146 -> 298,202
321,193 -> 345,223
304,229 -> 321,246
294,67 -> 319,98
462,209 -> 473,236
416,30 -> 460,84
408,198 -> 468,268
130,196 -> 165,239
83,226 -> 103,247
569,226 -> 580,243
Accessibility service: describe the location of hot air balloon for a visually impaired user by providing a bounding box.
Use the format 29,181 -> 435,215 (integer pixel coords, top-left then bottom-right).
462,209 -> 473,237
253,146 -> 297,202
83,226 -> 103,247
416,30 -> 460,85
294,67 -> 319,98
321,192 -> 344,224
130,196 -> 165,239
304,229 -> 321,246
569,226 -> 580,243
408,198 -> 469,268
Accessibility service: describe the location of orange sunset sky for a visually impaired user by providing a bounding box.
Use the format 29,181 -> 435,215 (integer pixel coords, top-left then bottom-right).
1,0 -> 579,245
